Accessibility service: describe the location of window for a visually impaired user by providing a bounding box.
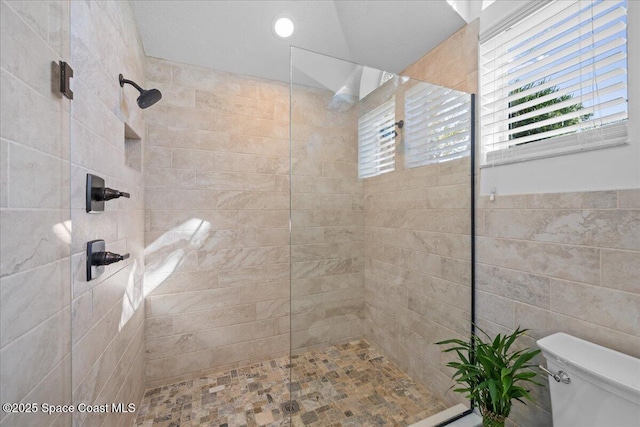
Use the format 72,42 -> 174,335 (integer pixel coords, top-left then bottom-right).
480,0 -> 628,166
404,82 -> 472,168
358,99 -> 396,178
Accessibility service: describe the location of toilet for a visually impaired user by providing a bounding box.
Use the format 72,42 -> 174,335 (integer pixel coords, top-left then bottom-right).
537,333 -> 640,427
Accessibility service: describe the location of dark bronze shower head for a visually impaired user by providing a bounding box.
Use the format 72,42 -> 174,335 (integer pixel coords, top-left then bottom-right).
119,74 -> 162,109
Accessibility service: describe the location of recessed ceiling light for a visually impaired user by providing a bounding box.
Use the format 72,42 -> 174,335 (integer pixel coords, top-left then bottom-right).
272,15 -> 295,38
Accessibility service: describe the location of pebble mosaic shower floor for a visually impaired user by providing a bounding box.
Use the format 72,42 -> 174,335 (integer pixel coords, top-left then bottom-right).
134,339 -> 447,427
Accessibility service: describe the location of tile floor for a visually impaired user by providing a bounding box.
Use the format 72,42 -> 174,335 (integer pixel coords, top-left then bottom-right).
134,339 -> 448,427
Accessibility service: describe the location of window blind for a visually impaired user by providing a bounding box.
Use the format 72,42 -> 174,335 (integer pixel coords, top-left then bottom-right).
358,99 -> 396,178
404,83 -> 472,168
480,0 -> 628,165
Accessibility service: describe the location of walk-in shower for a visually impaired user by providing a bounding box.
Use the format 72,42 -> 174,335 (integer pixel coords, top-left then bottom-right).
288,47 -> 475,426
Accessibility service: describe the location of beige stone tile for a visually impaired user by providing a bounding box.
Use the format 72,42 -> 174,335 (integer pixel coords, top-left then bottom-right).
526,191 -> 617,209
70,120 -> 93,169
147,125 -> 230,151
149,209 -> 237,232
291,301 -> 363,332
477,236 -> 600,285
197,247 -> 273,270
476,194 -> 528,209
291,241 -> 362,262
146,104 -> 223,132
476,264 -> 550,309
73,311 -> 143,413
200,228 -> 288,250
166,304 -> 256,338
1,69 -> 68,158
144,167 -> 196,189
440,257 -> 470,285
292,272 -> 363,297
8,354 -> 71,427
0,258 -> 70,348
1,2 -> 58,100
217,263 -> 289,287
216,190 -> 288,210
146,348 -> 218,382
484,209 -> 640,250
1,209 -> 70,277
405,275 -> 470,312
144,146 -> 171,168
195,89 -> 257,116
146,319 -> 275,361
291,321 -> 360,350
217,334 -> 289,366
406,209 -> 470,234
514,303 -> 640,358
173,148 -> 288,175
151,81 -> 195,108
0,139 -> 7,207
71,33 -> 120,112
424,184 -> 471,209
0,308 -> 70,405
146,281 -> 288,317
172,62 -> 257,98
292,258 -> 363,279
601,249 -> 640,294
71,290 -> 92,345
407,292 -> 469,335
476,291 -> 515,329
550,279 -> 640,337
146,270 -> 218,298
619,189 -> 640,208
145,57 -> 172,84
71,296 -> 122,388
145,189 -> 219,210
196,171 -> 278,191
235,210 -> 289,229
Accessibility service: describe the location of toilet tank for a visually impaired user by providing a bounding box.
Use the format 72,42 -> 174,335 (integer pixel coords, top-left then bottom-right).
537,333 -> 640,427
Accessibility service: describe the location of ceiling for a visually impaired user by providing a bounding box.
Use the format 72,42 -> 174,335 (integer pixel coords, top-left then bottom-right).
131,0 -> 466,83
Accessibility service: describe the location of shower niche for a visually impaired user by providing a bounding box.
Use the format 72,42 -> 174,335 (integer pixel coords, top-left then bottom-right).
124,123 -> 142,172
289,47 -> 474,426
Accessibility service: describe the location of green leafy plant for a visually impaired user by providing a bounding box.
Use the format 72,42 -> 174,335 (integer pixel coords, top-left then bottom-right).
436,326 -> 543,427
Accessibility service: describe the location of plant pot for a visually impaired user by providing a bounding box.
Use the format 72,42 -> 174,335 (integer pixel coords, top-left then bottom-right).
481,410 -> 507,427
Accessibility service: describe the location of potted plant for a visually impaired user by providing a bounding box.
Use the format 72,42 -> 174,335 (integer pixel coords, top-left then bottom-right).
436,326 -> 543,427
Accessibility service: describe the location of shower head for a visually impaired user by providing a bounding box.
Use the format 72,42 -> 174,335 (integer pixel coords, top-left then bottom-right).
119,74 -> 162,109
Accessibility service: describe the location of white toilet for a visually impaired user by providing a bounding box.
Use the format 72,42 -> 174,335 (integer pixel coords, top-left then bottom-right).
537,333 -> 640,427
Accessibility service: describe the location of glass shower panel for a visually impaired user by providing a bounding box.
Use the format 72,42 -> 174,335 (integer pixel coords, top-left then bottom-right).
290,47 -> 473,426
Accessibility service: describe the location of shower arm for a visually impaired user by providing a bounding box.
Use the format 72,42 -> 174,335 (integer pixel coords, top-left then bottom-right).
119,74 -> 144,93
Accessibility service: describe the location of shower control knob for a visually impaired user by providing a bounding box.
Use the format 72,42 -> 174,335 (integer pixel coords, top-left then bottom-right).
86,174 -> 131,213
91,250 -> 130,267
86,239 -> 129,281
93,186 -> 130,201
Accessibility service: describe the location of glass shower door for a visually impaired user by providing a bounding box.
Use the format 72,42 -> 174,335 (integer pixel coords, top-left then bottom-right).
289,46 -> 474,426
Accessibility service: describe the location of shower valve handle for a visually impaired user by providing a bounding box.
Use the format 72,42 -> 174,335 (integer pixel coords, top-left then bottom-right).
91,251 -> 130,267
93,187 -> 130,201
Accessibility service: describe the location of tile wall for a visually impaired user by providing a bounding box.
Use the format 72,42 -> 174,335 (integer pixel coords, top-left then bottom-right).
476,189 -> 640,426
68,1 -> 147,426
0,1 -> 71,426
142,57 -> 291,386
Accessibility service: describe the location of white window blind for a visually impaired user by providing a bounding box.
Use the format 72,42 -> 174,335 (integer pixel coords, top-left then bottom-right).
358,99 -> 396,178
404,83 -> 472,168
480,0 -> 628,166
